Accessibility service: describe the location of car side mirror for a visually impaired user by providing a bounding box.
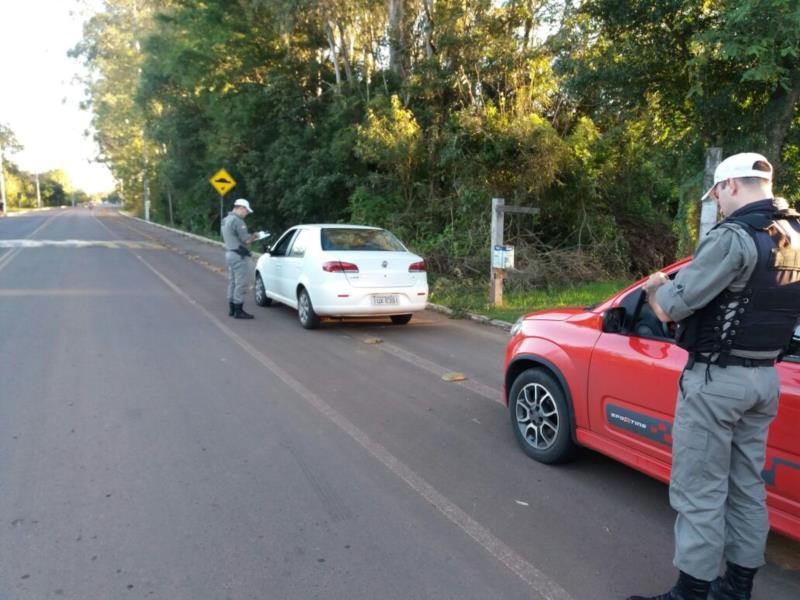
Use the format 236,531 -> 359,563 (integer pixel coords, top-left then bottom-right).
260,241 -> 271,255
602,307 -> 627,334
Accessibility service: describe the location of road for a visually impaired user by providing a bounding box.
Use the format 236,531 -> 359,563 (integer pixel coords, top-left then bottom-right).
0,207 -> 798,600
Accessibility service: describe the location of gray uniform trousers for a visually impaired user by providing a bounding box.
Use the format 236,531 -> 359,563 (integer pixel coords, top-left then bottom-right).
670,361 -> 780,581
225,251 -> 250,304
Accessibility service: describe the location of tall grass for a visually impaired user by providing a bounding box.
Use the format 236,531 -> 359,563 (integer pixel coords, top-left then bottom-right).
430,279 -> 631,323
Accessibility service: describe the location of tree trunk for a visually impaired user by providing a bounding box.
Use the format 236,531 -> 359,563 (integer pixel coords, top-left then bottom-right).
388,0 -> 406,79
765,70 -> 800,173
324,22 -> 342,90
363,47 -> 371,101
422,0 -> 435,59
167,187 -> 174,226
337,22 -> 354,85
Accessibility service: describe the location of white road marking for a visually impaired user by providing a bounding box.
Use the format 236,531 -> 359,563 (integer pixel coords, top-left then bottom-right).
132,251 -> 574,600
367,338 -> 503,403
108,215 -> 506,406
0,213 -> 60,274
0,240 -> 162,249
0,289 -> 167,297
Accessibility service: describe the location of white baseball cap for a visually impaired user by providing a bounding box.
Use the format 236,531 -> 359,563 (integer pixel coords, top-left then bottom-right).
233,198 -> 253,213
701,152 -> 773,199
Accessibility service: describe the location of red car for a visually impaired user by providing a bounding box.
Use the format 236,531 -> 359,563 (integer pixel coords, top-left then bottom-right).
503,257 -> 800,541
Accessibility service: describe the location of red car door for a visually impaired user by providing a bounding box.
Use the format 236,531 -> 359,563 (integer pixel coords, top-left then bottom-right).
587,285 -> 686,472
587,283 -> 800,538
765,332 -> 800,534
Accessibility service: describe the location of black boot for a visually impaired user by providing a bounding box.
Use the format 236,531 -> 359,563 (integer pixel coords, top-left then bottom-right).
233,303 -> 254,319
627,571 -> 711,600
229,302 -> 235,317
709,562 -> 757,600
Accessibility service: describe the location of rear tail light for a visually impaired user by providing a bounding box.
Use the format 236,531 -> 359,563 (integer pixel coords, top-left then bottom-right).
408,261 -> 426,272
322,261 -> 359,273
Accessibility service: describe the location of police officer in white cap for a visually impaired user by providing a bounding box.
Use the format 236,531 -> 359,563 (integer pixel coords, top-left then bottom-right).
627,153 -> 800,600
221,198 -> 258,319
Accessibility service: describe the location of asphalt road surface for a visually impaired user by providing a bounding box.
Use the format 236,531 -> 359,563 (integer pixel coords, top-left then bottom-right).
1,207 -> 798,600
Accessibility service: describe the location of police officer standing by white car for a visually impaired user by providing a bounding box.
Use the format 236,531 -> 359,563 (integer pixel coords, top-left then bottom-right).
221,198 -> 259,319
627,153 -> 800,600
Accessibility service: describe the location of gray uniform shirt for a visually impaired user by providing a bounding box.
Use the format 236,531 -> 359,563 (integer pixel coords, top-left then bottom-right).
221,212 -> 250,251
655,221 -> 780,359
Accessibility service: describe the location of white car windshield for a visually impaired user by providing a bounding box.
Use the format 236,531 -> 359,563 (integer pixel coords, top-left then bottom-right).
321,228 -> 406,252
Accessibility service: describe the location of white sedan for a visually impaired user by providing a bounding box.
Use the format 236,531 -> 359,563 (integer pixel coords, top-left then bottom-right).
253,224 -> 429,329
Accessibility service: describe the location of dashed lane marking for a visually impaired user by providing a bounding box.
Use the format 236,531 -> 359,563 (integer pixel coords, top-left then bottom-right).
105,215 -> 504,405
0,289 -> 168,297
0,213 -> 61,274
130,250 -> 574,600
94,213 -> 799,581
100,216 -> 228,275
0,240 -> 163,249
362,337 -> 502,403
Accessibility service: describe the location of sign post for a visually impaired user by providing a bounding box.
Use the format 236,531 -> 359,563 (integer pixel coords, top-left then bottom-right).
209,168 -> 237,225
490,198 -> 505,305
489,198 -> 539,306
0,152 -> 7,216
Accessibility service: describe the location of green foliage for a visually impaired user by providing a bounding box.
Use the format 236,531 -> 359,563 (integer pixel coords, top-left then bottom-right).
430,277 -> 630,323
72,0 -> 800,293
0,161 -> 76,209
70,0 -> 160,214
0,123 -> 23,156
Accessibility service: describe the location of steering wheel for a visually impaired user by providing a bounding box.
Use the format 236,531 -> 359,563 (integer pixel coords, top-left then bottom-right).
632,289 -> 672,339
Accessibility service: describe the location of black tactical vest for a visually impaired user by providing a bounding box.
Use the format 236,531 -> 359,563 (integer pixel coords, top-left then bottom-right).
675,199 -> 800,360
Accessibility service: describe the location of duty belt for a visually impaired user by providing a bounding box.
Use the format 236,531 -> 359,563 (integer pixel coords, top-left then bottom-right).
687,353 -> 776,369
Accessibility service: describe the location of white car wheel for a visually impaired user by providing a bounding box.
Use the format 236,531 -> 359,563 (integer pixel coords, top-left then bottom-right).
297,288 -> 320,329
254,273 -> 272,307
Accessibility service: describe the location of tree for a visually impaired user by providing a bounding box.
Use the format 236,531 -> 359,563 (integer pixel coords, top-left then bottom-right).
70,0 -> 161,214
0,123 -> 23,212
75,0 -> 799,286
561,0 -> 800,166
690,1 -> 800,166
0,123 -> 23,157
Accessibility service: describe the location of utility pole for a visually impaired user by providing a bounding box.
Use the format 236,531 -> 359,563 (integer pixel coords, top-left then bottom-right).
0,151 -> 7,215
132,0 -> 151,222
35,172 -> 42,209
143,149 -> 151,221
167,187 -> 174,225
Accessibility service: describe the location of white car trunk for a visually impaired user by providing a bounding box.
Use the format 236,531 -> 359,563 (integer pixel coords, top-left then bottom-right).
331,251 -> 417,288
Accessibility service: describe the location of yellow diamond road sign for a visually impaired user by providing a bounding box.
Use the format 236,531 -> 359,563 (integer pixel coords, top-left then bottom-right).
210,169 -> 236,196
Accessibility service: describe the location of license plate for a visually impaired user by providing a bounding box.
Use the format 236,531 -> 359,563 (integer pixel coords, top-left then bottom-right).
372,294 -> 399,306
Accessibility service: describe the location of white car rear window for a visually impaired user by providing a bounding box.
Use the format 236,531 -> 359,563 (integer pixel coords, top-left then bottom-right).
321,228 -> 406,252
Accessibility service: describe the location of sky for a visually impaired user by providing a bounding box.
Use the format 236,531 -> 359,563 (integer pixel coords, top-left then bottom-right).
0,0 -> 114,194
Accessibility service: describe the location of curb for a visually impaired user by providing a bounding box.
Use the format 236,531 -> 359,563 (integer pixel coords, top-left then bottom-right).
425,302 -> 512,332
124,213 -> 267,259
2,207 -> 60,218
121,213 -> 513,332
126,214 -> 226,249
